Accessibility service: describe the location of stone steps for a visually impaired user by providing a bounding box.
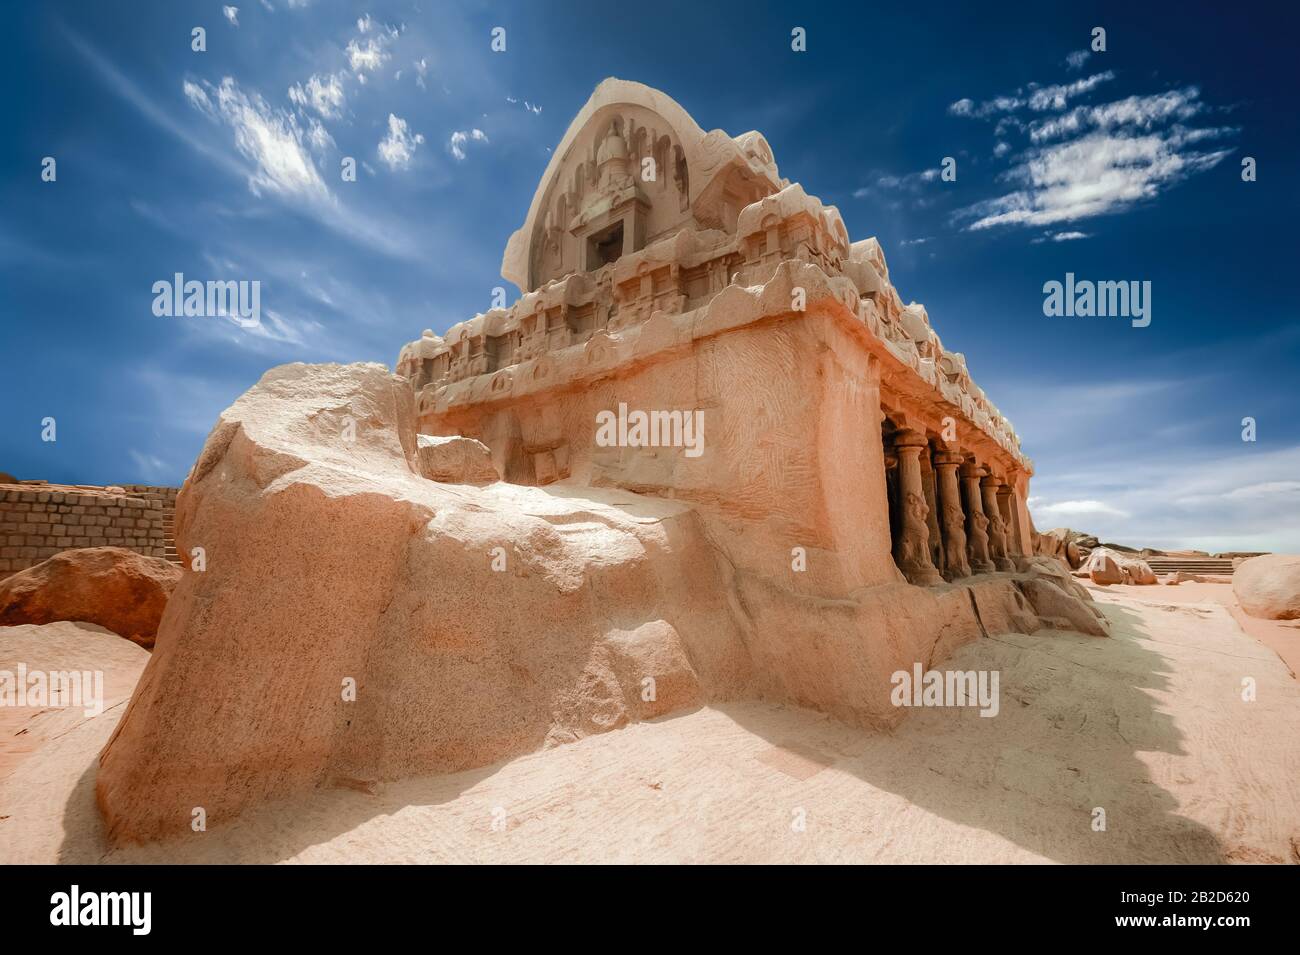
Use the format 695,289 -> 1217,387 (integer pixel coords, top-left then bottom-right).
1145,558 -> 1235,575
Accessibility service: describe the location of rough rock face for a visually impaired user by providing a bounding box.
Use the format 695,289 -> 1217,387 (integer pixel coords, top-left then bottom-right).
1234,554 -> 1300,620
96,363 -> 1105,844
1082,547 -> 1156,586
0,547 -> 180,648
415,434 -> 499,484
1084,550 -> 1123,585
1032,527 -> 1099,569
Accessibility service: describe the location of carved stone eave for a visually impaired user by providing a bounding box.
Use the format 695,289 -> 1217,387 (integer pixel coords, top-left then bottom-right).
416,257 -> 1032,481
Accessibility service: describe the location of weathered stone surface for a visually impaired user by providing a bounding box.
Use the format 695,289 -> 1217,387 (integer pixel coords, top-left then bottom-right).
1121,559 -> 1157,586
1083,547 -> 1157,586
1032,527 -> 1097,569
1234,554 -> 1300,620
0,547 -> 180,648
1085,550 -> 1124,585
1017,578 -> 1107,637
415,434 -> 499,485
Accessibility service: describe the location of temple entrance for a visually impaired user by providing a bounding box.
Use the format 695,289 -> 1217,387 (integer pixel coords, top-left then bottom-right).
586,220 -> 624,269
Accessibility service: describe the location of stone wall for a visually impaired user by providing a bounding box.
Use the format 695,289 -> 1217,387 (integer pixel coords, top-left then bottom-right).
0,482 -> 180,579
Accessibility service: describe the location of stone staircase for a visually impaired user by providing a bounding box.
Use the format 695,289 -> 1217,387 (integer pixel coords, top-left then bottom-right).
162,511 -> 179,565
1145,557 -> 1235,576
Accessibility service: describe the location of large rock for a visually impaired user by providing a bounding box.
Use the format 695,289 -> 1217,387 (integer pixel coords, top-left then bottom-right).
1084,550 -> 1123,585
415,434 -> 499,484
1032,527 -> 1095,569
1234,554 -> 1300,620
96,362 -> 1107,845
1082,547 -> 1156,586
0,547 -> 180,648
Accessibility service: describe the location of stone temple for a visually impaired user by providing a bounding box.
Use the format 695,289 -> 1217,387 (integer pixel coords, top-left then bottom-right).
397,78 -> 1033,590
95,79 -> 1104,844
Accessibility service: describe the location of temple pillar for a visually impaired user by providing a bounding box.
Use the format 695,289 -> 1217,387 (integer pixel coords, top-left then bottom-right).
918,446 -> 944,577
933,451 -> 971,580
892,431 -> 944,585
982,474 -> 1016,572
997,482 -> 1029,570
961,462 -> 995,574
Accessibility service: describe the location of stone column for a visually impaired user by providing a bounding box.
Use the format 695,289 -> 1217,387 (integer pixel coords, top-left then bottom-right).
918,448 -> 945,577
961,462 -> 995,574
932,451 -> 971,580
982,475 -> 1016,572
892,431 -> 944,585
997,482 -> 1028,570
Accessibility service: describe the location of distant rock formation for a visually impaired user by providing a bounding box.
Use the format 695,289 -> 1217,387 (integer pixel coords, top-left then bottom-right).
1081,547 -> 1157,586
1032,527 -> 1098,569
0,547 -> 179,648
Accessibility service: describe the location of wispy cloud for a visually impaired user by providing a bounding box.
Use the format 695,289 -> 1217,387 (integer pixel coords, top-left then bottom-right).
1065,49 -> 1091,71
287,71 -> 345,120
949,71 -> 1115,117
448,127 -> 488,161
378,114 -> 425,170
222,6 -> 239,27
949,70 -> 1235,232
186,77 -> 329,201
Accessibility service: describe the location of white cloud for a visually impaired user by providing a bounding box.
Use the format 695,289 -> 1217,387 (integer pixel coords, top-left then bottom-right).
305,117 -> 334,153
1032,499 -> 1130,520
1065,49 -> 1091,71
345,19 -> 400,80
347,37 -> 390,75
962,127 -> 1233,230
950,71 -> 1114,119
448,127 -> 488,161
993,141 -> 1010,158
414,57 -> 429,89
1050,230 -> 1089,241
1223,481 -> 1300,500
1029,88 -> 1209,144
287,71 -> 346,120
378,114 -> 424,169
1025,72 -> 1114,111
223,5 -> 239,27
187,77 -> 329,202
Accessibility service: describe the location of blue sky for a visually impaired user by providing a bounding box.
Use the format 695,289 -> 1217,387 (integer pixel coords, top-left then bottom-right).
3,1 -> 1298,551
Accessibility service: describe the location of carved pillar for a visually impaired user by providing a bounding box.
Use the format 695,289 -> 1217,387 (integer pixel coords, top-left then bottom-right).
892,431 -> 944,585
997,482 -> 1028,570
933,451 -> 971,580
961,462 -> 996,574
982,475 -> 1016,572
919,447 -> 944,576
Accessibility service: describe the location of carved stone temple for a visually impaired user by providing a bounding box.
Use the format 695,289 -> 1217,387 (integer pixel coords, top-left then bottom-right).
398,78 -> 1035,590
96,80 -> 1104,844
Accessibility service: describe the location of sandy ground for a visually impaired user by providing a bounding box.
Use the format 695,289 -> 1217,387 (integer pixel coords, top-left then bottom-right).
2,592 -> 1298,864
1080,577 -> 1300,678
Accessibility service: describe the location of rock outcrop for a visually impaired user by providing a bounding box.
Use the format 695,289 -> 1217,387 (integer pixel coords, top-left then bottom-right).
1081,547 -> 1157,586
1234,554 -> 1300,620
0,547 -> 180,648
415,434 -> 499,484
95,362 -> 1106,845
1032,527 -> 1101,569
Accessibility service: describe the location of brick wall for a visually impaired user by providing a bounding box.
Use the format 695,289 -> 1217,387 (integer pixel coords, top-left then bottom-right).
0,481 -> 181,580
